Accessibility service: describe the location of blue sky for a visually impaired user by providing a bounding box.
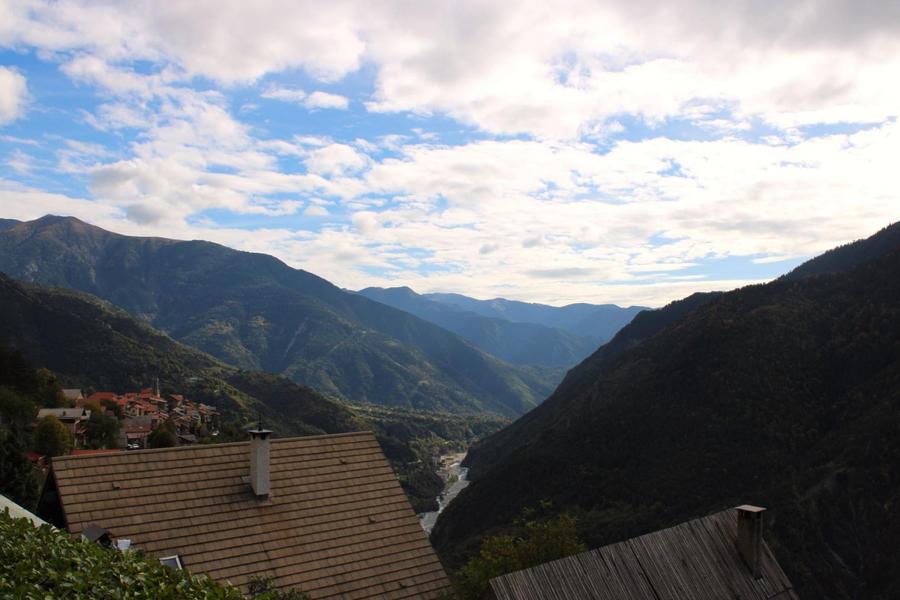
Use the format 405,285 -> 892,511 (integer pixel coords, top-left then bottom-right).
1,1 -> 899,306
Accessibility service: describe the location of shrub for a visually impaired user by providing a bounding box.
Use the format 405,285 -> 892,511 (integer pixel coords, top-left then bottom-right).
452,512 -> 586,600
0,508 -> 244,598
148,425 -> 177,448
34,415 -> 72,457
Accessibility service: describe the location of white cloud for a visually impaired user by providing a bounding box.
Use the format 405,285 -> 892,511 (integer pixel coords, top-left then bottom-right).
0,67 -> 28,124
304,204 -> 329,216
262,85 -> 349,110
6,149 -> 33,174
3,1 -> 898,137
304,91 -> 349,110
2,1 -> 900,305
261,85 -> 307,103
305,143 -> 369,176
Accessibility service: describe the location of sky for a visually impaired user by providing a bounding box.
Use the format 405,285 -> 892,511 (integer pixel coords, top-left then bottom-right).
1,0 -> 899,307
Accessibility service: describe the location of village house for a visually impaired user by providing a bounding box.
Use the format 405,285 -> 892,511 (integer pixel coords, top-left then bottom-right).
39,429 -> 450,599
84,391 -> 126,412
488,505 -> 797,600
120,416 -> 153,449
35,407 -> 91,448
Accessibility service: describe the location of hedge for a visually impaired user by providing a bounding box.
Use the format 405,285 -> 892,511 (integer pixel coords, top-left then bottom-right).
0,508 -> 244,599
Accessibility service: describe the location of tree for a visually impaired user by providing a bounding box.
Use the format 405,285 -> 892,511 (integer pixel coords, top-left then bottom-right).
84,412 -> 120,449
0,384 -> 39,509
0,426 -> 38,509
0,348 -> 40,399
34,415 -> 72,457
34,368 -> 64,408
452,513 -> 586,600
147,423 -> 177,448
0,386 -> 36,428
100,398 -> 122,418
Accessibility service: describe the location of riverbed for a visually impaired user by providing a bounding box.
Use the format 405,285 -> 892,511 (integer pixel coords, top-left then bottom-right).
419,452 -> 470,533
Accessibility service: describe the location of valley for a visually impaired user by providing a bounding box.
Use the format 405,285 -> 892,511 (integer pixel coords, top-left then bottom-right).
2,215 -> 899,599
419,451 -> 470,533
432,221 -> 900,599
3,7 -> 898,598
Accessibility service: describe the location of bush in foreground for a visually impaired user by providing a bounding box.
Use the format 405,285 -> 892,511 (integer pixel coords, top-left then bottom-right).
0,509 -> 306,599
451,511 -> 586,600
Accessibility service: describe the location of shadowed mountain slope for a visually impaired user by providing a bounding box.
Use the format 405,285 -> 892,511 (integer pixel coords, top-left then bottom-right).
0,272 -> 363,436
0,216 -> 553,416
433,222 -> 900,600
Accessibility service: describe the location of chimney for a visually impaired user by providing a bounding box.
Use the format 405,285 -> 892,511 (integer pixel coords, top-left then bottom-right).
736,505 -> 766,578
249,427 -> 273,499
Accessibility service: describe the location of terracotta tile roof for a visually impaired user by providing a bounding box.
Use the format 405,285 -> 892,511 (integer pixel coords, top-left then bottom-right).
70,449 -> 121,456
87,392 -> 127,407
50,431 -> 450,599
122,417 -> 153,433
489,507 -> 797,600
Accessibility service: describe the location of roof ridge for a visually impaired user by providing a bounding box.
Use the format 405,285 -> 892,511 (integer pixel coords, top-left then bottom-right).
52,430 -> 375,462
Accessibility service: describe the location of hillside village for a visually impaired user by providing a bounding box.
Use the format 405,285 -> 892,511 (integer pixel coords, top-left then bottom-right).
32,383 -> 220,458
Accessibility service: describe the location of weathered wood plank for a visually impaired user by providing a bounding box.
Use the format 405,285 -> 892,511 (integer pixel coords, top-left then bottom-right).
490,507 -> 799,600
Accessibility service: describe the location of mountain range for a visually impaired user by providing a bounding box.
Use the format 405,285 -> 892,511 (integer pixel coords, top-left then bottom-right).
424,292 -> 644,344
357,287 -> 642,368
0,271 -> 515,511
0,216 -> 569,417
432,222 -> 900,599
0,271 -> 363,437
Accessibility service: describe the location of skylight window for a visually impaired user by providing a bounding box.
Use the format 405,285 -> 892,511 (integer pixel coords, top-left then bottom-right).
159,555 -> 183,570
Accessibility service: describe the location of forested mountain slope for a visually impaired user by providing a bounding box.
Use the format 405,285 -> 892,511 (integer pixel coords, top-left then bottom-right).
0,216 -> 552,416
0,273 -> 499,510
0,272 -> 363,436
784,221 -> 900,280
433,223 -> 900,599
462,290 -> 723,479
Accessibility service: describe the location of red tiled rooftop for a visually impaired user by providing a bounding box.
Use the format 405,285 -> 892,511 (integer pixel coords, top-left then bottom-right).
70,449 -> 121,456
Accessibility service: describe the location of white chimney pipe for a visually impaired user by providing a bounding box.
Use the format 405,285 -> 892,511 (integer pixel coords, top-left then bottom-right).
736,505 -> 766,578
249,428 -> 273,499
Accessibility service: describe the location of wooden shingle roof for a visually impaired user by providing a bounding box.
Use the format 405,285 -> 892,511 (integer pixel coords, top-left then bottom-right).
489,507 -> 798,600
51,431 -> 450,599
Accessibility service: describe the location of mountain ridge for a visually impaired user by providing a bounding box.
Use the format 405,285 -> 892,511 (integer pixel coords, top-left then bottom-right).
424,291 -> 646,344
0,216 -> 554,417
0,270 -> 364,436
358,286 -> 604,368
433,221 -> 900,599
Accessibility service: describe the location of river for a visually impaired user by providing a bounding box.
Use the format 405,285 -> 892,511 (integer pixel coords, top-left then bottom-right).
419,452 -> 470,533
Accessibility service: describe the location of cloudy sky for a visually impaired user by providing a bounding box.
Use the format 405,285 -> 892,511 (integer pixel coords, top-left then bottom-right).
1,0 -> 898,307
